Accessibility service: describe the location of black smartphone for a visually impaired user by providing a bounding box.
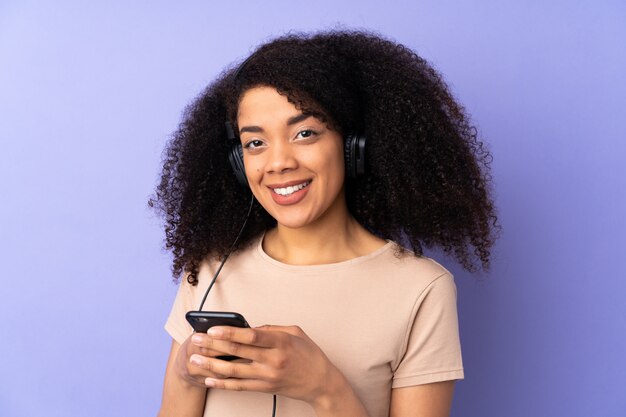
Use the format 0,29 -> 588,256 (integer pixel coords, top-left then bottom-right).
185,311 -> 250,361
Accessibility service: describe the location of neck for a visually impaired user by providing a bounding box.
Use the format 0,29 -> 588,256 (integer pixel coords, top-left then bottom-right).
263,197 -> 387,265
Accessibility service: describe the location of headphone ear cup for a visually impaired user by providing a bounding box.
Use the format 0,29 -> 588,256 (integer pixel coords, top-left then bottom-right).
344,135 -> 354,178
228,144 -> 249,188
344,133 -> 367,178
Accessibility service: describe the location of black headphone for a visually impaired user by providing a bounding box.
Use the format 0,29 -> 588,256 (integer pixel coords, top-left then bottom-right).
226,122 -> 366,188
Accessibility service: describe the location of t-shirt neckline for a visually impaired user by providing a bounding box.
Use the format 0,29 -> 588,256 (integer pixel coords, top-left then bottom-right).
255,233 -> 395,271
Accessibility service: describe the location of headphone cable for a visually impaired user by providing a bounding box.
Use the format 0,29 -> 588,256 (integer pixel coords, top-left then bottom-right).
197,195 -> 255,311
272,394 -> 277,417
195,195 -> 277,417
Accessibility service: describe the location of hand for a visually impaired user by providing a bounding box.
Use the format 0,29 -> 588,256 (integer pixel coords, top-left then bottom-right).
174,333 -> 231,388
189,325 -> 343,406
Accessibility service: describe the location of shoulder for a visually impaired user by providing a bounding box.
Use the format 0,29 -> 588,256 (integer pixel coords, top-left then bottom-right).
349,242 -> 455,311
381,242 -> 453,286
189,235 -> 261,285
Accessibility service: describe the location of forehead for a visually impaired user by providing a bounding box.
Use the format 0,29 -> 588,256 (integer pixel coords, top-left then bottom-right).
237,86 -> 299,122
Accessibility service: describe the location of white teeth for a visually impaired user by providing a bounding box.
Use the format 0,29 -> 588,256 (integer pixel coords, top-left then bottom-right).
273,181 -> 310,196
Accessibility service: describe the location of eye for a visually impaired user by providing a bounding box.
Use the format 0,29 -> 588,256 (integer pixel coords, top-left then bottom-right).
295,129 -> 318,139
243,139 -> 265,149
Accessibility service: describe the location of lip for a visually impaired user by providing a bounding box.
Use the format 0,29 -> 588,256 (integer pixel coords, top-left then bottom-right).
267,179 -> 312,206
266,179 -> 312,189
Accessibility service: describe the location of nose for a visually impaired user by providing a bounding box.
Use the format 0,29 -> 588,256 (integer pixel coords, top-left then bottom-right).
266,141 -> 298,174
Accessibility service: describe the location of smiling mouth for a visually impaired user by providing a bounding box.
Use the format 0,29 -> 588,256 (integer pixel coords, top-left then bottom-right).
271,181 -> 311,196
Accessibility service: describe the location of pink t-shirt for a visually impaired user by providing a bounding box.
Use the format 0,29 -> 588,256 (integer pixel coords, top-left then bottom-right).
165,235 -> 464,417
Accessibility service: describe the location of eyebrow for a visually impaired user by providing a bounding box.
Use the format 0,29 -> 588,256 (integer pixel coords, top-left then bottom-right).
239,113 -> 312,135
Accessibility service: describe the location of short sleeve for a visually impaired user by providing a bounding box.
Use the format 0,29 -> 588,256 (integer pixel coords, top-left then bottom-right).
392,273 -> 464,388
164,275 -> 196,345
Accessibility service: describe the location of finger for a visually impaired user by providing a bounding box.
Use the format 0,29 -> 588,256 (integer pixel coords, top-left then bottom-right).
207,326 -> 277,348
204,376 -> 273,393
189,355 -> 228,379
201,338 -> 268,363
191,333 -> 217,349
190,333 -> 244,357
198,346 -> 228,357
197,357 -> 267,380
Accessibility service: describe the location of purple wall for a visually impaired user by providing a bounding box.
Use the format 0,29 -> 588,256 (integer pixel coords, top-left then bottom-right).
1,1 -> 624,416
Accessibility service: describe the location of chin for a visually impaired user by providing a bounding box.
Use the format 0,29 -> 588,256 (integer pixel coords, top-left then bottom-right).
268,212 -> 316,230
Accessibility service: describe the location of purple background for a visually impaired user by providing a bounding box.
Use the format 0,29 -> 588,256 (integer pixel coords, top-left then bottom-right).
1,1 -> 624,416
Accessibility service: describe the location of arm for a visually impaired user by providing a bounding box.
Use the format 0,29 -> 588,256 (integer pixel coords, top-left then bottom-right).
157,339 -> 208,417
389,381 -> 456,417
390,273 -> 462,416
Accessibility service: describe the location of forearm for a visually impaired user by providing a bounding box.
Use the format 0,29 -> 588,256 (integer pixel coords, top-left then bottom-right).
158,372 -> 207,417
158,339 -> 208,417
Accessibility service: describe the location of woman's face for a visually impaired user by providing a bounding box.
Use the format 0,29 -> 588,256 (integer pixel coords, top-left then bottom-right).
237,86 -> 347,229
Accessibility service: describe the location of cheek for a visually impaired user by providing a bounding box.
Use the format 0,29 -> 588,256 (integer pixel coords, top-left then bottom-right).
242,155 -> 261,178
307,151 -> 345,190
242,160 -> 261,198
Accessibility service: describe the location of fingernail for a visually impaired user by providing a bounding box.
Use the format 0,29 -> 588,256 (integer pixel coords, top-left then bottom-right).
191,334 -> 203,344
205,378 -> 216,387
190,355 -> 202,365
207,328 -> 223,338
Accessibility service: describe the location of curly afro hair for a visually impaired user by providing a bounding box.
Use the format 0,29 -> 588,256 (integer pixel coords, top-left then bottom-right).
149,30 -> 500,285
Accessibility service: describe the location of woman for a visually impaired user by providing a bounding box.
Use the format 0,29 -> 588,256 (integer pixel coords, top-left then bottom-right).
151,30 -> 498,417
